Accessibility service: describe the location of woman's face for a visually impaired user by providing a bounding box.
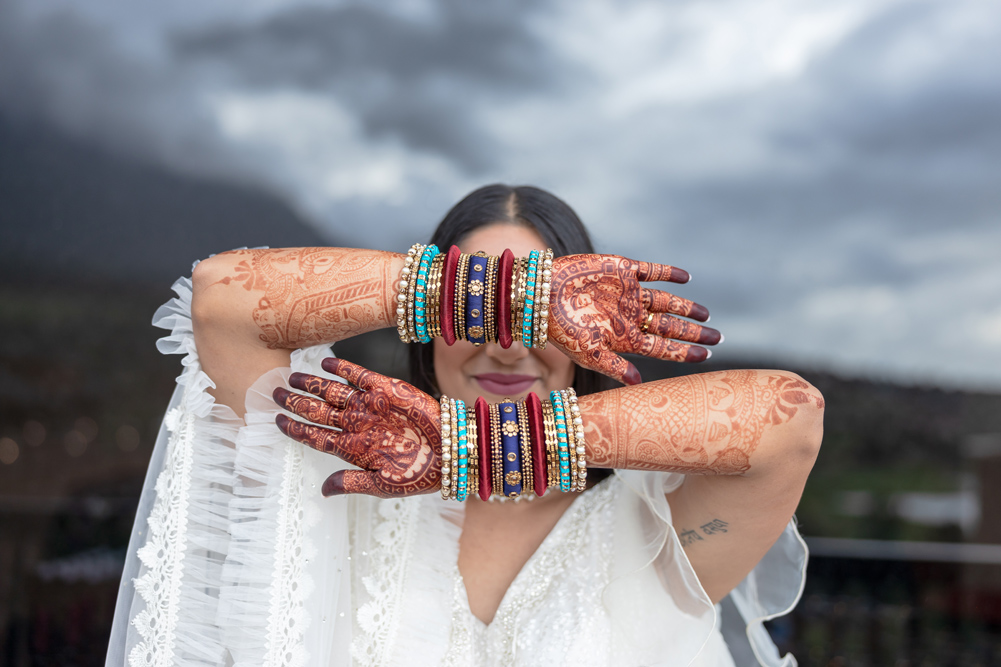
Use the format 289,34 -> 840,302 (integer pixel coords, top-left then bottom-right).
433,223 -> 577,406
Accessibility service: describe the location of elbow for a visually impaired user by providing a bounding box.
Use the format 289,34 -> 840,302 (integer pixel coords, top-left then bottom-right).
190,254 -> 233,328
784,372 -> 825,468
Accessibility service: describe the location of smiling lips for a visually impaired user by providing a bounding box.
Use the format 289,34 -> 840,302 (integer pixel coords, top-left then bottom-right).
473,373 -> 538,397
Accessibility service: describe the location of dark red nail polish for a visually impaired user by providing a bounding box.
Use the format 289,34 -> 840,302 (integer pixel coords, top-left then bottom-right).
699,328 -> 722,345
623,365 -> 642,386
289,373 -> 307,391
686,346 -> 710,363
690,304 -> 710,322
322,475 -> 343,497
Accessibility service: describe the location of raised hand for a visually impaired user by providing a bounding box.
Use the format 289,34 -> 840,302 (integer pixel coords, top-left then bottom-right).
547,254 -> 721,385
273,358 -> 441,498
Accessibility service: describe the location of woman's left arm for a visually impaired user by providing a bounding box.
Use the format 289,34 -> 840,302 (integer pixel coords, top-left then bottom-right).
274,361 -> 823,604
580,371 -> 824,603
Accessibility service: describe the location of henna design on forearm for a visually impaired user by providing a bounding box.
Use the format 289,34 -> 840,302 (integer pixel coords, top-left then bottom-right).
212,248 -> 399,349
274,358 -> 443,498
580,371 -> 824,474
547,254 -> 719,384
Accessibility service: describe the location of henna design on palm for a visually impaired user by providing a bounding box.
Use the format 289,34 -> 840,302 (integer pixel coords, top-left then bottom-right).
273,358 -> 442,498
581,371 -> 825,474
547,254 -> 721,385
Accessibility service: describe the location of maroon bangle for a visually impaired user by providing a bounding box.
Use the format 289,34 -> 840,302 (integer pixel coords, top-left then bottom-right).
475,397 -> 492,501
497,249 -> 514,349
526,392 -> 547,497
441,245 -> 461,345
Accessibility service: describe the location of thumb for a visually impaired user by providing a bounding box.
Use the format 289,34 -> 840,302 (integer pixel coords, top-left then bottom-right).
322,469 -> 381,497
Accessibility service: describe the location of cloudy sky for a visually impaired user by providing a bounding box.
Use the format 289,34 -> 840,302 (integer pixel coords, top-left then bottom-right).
2,0 -> 999,390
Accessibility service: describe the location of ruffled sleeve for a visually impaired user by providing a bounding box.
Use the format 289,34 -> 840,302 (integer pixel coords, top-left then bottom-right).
106,276 -> 356,667
612,470 -> 807,666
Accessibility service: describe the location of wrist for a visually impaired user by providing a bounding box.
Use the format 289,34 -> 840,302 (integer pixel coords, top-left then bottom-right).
395,244 -> 553,349
437,388 -> 587,502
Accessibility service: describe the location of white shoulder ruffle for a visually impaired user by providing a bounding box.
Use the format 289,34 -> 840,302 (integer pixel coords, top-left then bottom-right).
615,470 -> 807,666
107,276 -> 355,667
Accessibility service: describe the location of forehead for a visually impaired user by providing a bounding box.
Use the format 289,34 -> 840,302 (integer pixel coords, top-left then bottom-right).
456,223 -> 547,257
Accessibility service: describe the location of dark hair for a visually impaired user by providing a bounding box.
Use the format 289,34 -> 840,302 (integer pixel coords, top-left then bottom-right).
408,183 -> 620,400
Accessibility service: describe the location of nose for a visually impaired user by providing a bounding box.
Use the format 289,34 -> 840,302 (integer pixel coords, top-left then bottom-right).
483,340 -> 530,366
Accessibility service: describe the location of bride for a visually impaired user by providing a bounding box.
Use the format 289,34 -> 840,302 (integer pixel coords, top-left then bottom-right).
107,184 -> 822,666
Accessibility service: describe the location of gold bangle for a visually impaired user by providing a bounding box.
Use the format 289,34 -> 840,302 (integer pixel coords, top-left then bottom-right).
567,388 -> 586,491
511,257 -> 526,343
397,244 -> 422,342
427,254 -> 444,339
466,404 -> 478,499
450,398 -> 460,500
490,403 -> 503,496
484,254 -> 498,344
516,399 -> 533,497
440,395 -> 453,499
536,250 -> 553,349
406,244 -> 426,343
542,400 -> 558,490
454,253 -> 471,342
559,390 -> 578,492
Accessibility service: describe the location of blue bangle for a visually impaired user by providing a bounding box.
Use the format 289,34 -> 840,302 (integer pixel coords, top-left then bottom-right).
522,250 -> 540,347
499,401 -> 522,497
466,254 -> 487,346
414,244 -> 439,343
551,390 -> 570,492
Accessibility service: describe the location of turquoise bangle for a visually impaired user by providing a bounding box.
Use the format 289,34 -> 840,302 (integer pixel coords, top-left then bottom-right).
456,399 -> 468,501
522,250 -> 540,347
413,244 -> 439,343
550,390 -> 571,492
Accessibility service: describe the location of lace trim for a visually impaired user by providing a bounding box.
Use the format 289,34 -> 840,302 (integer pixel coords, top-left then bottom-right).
489,481 -> 616,665
264,442 -> 320,667
129,406 -> 195,667
351,497 -> 421,666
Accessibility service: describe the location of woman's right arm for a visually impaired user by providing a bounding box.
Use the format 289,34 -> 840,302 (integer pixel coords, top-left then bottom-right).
191,247 -> 404,416
191,246 -> 713,416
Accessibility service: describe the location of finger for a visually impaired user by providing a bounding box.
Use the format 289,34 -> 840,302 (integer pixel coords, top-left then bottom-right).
273,387 -> 344,428
589,348 -> 642,386
647,314 -> 722,345
635,261 -> 690,284
638,336 -> 710,363
275,414 -> 364,466
287,373 -> 356,408
321,357 -> 389,392
641,289 -> 710,322
322,469 -> 387,498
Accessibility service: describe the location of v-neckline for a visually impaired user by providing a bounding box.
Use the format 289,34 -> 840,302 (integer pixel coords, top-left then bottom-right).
456,477 -> 611,629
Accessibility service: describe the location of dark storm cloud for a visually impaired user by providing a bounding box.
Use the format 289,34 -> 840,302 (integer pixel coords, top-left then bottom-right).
172,1 -> 567,172
631,0 -> 1001,295
0,3 -> 240,182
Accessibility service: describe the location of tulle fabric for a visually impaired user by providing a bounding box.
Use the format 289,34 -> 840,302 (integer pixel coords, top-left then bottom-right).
107,274 -> 807,667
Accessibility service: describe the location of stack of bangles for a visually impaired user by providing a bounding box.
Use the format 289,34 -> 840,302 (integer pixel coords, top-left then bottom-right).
439,389 -> 586,501
396,243 -> 554,349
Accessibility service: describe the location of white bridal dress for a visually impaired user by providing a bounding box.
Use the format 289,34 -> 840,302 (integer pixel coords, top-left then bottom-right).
105,275 -> 809,667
